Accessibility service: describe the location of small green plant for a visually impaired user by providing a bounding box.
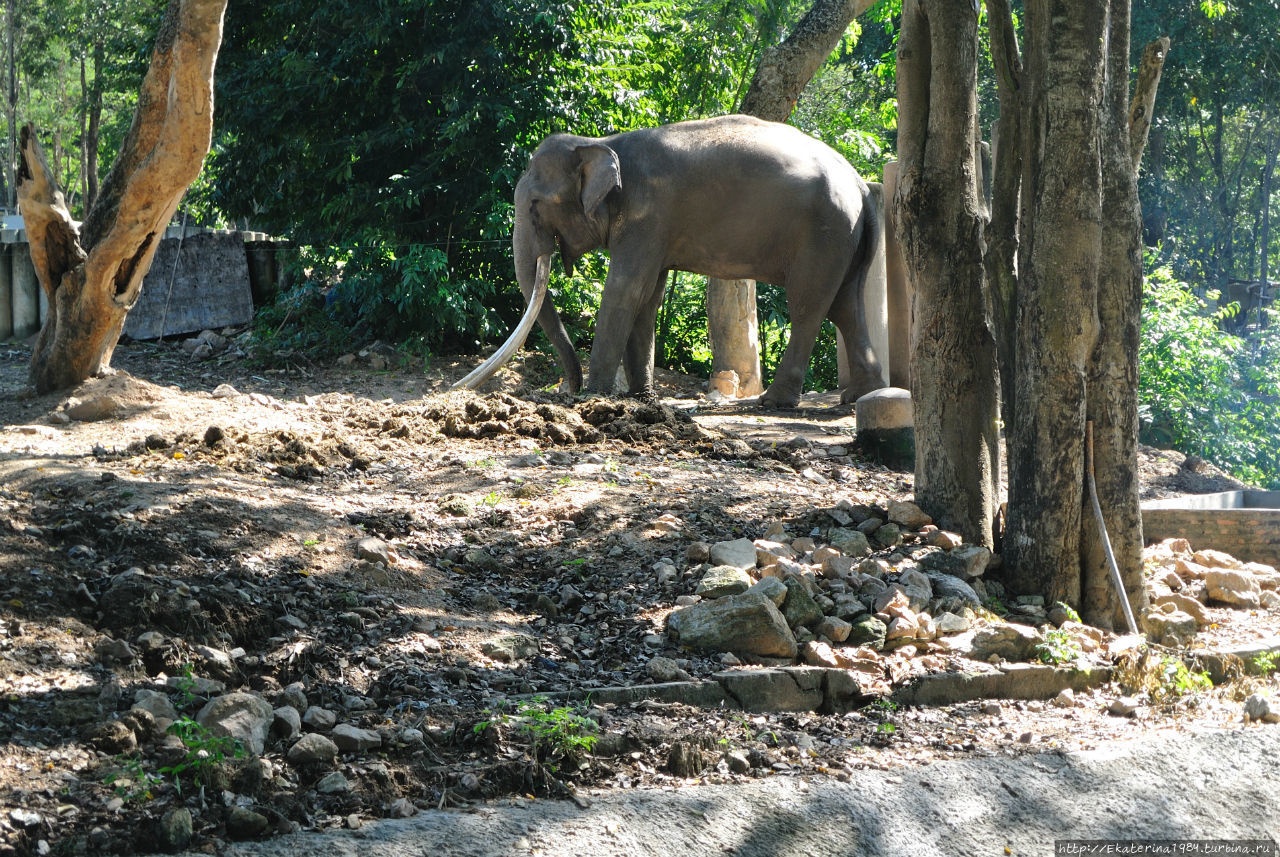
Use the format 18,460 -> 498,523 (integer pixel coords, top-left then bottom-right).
1152,657 -> 1213,703
481,491 -> 503,507
173,664 -> 200,710
983,596 -> 1009,617
1035,628 -> 1083,665
1253,651 -> 1279,674
160,719 -> 246,791
872,698 -> 899,713
1056,601 -> 1082,623
876,722 -> 896,736
475,697 -> 599,762
467,457 -> 498,470
103,758 -> 161,803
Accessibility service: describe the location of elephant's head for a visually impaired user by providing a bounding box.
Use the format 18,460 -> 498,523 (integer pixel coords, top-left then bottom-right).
454,135 -> 621,392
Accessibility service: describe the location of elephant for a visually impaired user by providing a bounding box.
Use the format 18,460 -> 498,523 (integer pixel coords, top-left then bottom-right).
455,114 -> 884,408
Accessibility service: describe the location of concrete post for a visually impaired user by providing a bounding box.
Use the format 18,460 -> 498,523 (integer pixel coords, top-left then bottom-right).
882,160 -> 912,390
11,241 -> 39,338
0,244 -> 11,340
839,181 -> 890,391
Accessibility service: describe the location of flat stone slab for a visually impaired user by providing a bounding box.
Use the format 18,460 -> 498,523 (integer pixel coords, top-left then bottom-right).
892,664 -> 1113,707
1187,637 -> 1280,684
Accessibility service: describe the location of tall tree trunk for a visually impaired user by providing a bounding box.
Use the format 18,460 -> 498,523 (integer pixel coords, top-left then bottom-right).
20,0 -> 228,393
1082,24 -> 1166,627
1003,0 -> 1108,605
6,0 -> 16,211
894,0 -> 999,547
708,0 -> 875,399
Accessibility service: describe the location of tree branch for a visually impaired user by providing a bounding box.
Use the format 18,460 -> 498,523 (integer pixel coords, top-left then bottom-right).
1129,36 -> 1170,169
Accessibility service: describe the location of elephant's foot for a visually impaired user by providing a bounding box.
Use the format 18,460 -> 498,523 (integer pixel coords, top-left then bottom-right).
629,387 -> 658,404
758,386 -> 801,410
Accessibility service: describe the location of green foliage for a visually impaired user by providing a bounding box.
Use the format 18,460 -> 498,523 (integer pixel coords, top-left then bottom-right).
475,697 -> 599,762
103,757 -> 161,803
1138,264 -> 1280,487
1056,602 -> 1082,624
1253,651 -> 1280,674
1035,629 -> 1082,665
159,718 -> 246,791
1152,658 -> 1213,703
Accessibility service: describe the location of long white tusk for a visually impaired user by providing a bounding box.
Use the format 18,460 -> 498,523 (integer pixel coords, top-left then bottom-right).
452,253 -> 551,391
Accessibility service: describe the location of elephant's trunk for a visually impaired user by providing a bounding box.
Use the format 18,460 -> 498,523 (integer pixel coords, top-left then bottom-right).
452,253 -> 551,391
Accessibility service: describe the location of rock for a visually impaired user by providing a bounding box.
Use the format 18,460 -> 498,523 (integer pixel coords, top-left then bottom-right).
196,693 -> 273,756
1053,688 -> 1076,708
887,500 -> 932,530
1150,593 -> 1209,626
829,529 -> 872,557
781,578 -> 824,629
886,616 -> 918,642
1143,609 -> 1198,645
1194,549 -> 1241,570
952,546 -> 993,579
226,807 -> 269,841
316,772 -> 351,794
1108,696 -> 1140,717
85,720 -> 136,754
330,723 -> 382,753
926,530 -> 964,550
302,706 -> 337,731
1244,694 -> 1280,723
933,611 -> 971,635
666,591 -> 798,659
355,537 -> 392,565
695,565 -> 754,599
747,576 -> 788,607
968,624 -> 1044,662
388,798 -> 418,818
816,615 -> 852,643
66,395 -> 121,421
754,540 -> 796,566
288,732 -> 339,765
118,709 -> 156,742
924,571 -> 981,607
709,538 -> 759,570
873,523 -> 903,547
846,615 -> 887,650
1205,569 -> 1262,608
276,683 -> 308,712
132,689 -> 179,722
686,542 -> 711,563
481,634 -> 539,663
801,640 -> 841,668
724,750 -> 751,774
93,637 -> 136,663
646,656 -> 692,682
211,383 -> 241,398
1263,591 -> 1280,610
159,807 -> 194,850
896,569 -> 933,610
272,706 -> 302,741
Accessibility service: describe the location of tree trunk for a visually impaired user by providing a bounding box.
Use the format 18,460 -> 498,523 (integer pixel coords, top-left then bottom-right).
1081,24 -> 1165,627
739,0 -> 875,122
893,0 -> 999,547
709,0 -> 875,399
1003,0 -> 1108,605
707,278 -> 764,397
1261,128 -> 1276,326
6,0 -> 16,211
20,0 -> 228,393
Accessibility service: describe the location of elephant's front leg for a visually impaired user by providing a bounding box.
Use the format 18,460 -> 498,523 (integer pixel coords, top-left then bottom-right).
585,253 -> 664,396
621,272 -> 669,401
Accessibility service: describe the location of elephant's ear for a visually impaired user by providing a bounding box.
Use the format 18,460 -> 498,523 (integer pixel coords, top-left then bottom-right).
575,143 -> 621,236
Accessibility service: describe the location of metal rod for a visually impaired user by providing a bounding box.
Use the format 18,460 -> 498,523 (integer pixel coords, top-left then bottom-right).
1085,420 -> 1139,635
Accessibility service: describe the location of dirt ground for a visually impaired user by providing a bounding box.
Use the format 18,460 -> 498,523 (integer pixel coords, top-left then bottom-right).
0,333 -> 1274,856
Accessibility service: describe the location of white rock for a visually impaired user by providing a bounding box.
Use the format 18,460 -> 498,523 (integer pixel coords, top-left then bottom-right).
709,538 -> 758,570
1205,569 -> 1262,609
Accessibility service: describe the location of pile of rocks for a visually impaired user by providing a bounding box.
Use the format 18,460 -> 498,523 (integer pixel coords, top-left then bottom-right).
1141,538 -> 1280,647
664,500 -> 1023,676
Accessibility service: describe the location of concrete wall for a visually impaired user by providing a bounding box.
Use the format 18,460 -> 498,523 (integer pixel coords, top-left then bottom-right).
0,223 -> 289,342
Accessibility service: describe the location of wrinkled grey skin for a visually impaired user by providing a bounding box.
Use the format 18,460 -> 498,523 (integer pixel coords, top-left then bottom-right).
511,114 -> 882,408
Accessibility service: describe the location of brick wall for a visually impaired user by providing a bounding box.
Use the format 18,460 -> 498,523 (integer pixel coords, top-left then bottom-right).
1142,507 -> 1280,567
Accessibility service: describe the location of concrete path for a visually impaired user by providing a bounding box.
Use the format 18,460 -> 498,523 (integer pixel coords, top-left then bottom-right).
192,725 -> 1280,857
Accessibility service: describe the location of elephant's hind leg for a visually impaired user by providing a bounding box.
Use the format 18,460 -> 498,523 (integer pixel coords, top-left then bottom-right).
827,273 -> 885,403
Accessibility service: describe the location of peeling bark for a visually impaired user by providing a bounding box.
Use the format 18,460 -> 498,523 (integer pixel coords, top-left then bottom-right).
894,0 -> 999,547
20,0 -> 228,393
1129,37 -> 1170,169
